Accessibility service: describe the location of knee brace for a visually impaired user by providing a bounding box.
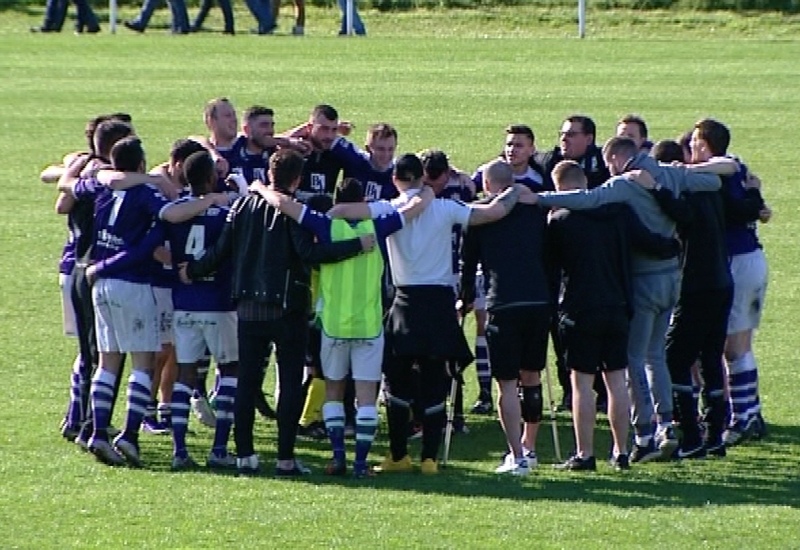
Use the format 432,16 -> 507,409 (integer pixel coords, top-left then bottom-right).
520,384 -> 543,424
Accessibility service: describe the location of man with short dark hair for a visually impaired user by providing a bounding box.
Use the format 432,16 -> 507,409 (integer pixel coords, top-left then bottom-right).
617,114 -> 652,152
533,115 -> 610,190
181,149 -> 371,477
288,104 -> 347,200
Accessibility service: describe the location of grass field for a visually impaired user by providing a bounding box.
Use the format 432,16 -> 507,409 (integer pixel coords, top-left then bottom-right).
1,6 -> 799,549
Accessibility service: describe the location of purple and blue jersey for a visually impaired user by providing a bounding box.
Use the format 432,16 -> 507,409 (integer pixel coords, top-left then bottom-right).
166,197 -> 234,312
722,159 -> 762,257
73,177 -> 170,284
59,214 -> 77,275
226,135 -> 272,184
329,139 -> 398,201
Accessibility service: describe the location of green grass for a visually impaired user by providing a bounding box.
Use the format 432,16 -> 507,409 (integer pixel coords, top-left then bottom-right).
1,8 -> 800,549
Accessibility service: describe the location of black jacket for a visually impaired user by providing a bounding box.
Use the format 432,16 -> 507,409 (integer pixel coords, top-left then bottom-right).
533,144 -> 610,190
186,192 -> 363,314
547,203 -> 680,319
460,201 -> 551,312
649,188 -> 733,295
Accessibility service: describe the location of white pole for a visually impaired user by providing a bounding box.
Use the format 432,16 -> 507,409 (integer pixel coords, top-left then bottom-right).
110,0 -> 117,33
578,0 -> 586,38
346,0 -> 354,36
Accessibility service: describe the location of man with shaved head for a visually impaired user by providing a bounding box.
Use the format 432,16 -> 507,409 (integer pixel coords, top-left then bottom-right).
460,159 -> 551,476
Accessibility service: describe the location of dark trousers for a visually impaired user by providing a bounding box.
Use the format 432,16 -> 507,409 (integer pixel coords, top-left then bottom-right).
666,288 -> 733,442
41,0 -> 99,31
192,0 -> 234,32
236,313 -> 307,460
384,355 -> 450,461
131,0 -> 190,33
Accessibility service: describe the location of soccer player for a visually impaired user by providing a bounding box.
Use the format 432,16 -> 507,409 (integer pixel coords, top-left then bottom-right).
254,176 -> 432,477
59,136 -> 229,466
533,115 -> 610,190
531,136 -> 720,463
548,160 -> 680,471
286,104 -> 347,200
460,160 -> 551,475
333,154 -> 525,474
328,123 -> 399,201
473,124 -> 549,192
634,139 -> 732,459
181,149 -> 370,477
685,119 -> 770,446
616,114 -> 653,153
165,151 -> 239,470
471,125 -> 553,414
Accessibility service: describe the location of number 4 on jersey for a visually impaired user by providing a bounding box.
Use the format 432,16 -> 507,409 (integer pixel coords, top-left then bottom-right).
185,225 -> 206,259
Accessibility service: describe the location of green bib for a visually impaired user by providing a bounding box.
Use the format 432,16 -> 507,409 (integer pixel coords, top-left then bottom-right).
319,219 -> 383,339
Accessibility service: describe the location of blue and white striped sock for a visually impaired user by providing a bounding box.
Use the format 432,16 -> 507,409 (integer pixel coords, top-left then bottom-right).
323,401 -> 346,463
171,382 -> 192,459
65,354 -> 84,428
212,376 -> 236,456
728,355 -> 757,425
354,405 -> 379,472
123,370 -> 152,436
91,369 -> 116,438
475,336 -> 491,396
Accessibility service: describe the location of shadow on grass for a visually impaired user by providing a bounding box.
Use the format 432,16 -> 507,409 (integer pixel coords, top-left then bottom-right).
126,417 -> 800,509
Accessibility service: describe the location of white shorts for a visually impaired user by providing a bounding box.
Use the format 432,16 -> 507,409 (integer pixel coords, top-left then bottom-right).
728,248 -> 768,334
153,286 -> 174,345
174,310 -> 238,365
93,279 -> 159,353
320,332 -> 384,382
59,272 -> 77,337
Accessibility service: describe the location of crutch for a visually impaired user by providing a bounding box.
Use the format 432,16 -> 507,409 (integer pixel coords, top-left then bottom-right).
442,311 -> 467,468
542,361 -> 563,462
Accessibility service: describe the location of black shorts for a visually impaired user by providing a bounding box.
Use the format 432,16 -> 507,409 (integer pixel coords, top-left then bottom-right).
561,307 -> 628,375
486,305 -> 550,381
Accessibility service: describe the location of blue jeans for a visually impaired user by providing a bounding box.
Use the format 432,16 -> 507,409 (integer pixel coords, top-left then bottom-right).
245,0 -> 275,33
192,0 -> 234,32
337,0 -> 365,35
132,0 -> 189,32
627,269 -> 681,434
42,0 -> 99,31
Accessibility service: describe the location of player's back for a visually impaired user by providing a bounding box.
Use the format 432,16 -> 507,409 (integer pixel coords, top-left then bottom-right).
86,182 -> 167,283
168,199 -> 233,312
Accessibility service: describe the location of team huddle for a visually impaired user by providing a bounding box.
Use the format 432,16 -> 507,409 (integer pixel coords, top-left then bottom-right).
44,100 -> 770,477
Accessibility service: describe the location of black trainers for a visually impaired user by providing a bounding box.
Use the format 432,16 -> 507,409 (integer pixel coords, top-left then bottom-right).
705,437 -> 727,458
470,392 -> 493,415
630,439 -> 661,464
673,441 -> 707,460
749,413 -> 767,440
555,454 -> 597,471
297,421 -> 327,441
610,454 -> 630,471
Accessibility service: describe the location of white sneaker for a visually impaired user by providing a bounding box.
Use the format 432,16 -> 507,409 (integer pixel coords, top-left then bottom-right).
191,394 -> 216,428
495,454 -> 529,476
522,447 -> 539,468
237,454 -> 259,475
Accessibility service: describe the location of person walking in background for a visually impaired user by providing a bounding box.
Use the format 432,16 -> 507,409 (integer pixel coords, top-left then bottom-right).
31,0 -> 100,33
124,0 -> 190,34
190,0 -> 234,34
337,0 -> 366,35
273,0 -> 306,35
